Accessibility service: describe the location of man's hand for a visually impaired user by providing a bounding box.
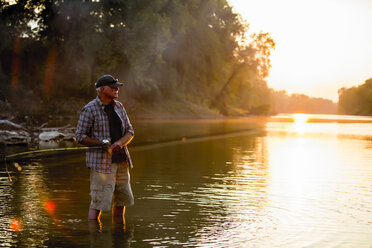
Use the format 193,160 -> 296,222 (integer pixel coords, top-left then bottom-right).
106,132 -> 133,154
110,142 -> 122,153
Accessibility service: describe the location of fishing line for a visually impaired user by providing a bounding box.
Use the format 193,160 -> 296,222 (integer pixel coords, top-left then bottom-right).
4,157 -> 12,182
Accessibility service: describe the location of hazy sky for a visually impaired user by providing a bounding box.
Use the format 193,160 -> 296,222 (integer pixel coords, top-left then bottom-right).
228,0 -> 372,101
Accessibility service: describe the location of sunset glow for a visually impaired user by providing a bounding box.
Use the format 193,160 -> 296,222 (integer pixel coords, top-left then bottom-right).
229,0 -> 372,101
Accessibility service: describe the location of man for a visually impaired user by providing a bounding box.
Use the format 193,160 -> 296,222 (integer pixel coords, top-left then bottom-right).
75,74 -> 134,223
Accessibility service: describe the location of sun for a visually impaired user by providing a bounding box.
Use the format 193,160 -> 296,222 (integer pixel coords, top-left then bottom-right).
293,113 -> 308,124
293,113 -> 309,134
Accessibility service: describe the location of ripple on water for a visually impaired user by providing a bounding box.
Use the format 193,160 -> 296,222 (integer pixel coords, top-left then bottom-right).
138,160 -> 372,247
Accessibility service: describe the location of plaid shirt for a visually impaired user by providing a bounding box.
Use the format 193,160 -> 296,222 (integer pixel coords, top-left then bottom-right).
76,96 -> 134,173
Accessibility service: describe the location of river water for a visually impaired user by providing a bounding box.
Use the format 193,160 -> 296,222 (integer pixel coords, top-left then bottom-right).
0,114 -> 372,247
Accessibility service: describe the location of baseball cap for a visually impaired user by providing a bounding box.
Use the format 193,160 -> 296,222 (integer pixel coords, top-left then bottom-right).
95,75 -> 123,88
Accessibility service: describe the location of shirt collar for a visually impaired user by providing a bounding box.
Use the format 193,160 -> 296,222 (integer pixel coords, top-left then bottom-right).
96,96 -> 116,107
95,96 -> 103,105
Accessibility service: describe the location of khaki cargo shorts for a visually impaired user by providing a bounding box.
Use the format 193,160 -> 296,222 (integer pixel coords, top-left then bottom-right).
90,162 -> 134,211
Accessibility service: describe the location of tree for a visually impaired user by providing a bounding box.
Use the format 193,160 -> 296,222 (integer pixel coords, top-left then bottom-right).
338,78 -> 372,115
0,0 -> 278,119
211,31 -> 275,114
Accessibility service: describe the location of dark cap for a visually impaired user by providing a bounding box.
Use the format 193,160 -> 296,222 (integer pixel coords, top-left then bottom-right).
95,75 -> 123,88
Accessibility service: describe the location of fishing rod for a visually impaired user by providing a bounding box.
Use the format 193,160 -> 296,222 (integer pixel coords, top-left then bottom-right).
2,129 -> 261,182
2,139 -> 111,161
4,146 -> 101,160
2,145 -> 103,182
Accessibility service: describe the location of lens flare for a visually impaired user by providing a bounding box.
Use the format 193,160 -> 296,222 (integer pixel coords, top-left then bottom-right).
9,219 -> 22,232
13,162 -> 22,171
44,46 -> 57,97
11,38 -> 21,92
44,201 -> 56,214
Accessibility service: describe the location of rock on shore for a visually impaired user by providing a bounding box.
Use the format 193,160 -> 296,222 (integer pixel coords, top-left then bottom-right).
0,120 -> 76,145
0,120 -> 31,145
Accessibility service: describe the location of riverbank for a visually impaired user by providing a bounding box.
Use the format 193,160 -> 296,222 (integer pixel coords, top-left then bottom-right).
0,97 -> 228,127
126,99 -> 226,120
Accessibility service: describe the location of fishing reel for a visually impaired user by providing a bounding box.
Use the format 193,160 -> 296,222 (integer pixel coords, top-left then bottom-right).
101,139 -> 110,149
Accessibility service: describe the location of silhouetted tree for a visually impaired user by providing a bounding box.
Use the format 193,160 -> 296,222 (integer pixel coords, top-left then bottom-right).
338,78 -> 372,115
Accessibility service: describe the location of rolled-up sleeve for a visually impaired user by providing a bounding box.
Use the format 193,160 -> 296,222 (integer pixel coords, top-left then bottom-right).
123,109 -> 134,136
76,106 -> 93,143
115,101 -> 134,136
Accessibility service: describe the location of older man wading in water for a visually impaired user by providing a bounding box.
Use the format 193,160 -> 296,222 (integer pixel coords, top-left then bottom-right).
76,75 -> 134,226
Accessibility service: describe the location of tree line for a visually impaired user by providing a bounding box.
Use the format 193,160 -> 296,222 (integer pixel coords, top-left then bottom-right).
271,90 -> 336,114
338,78 -> 372,115
0,0 -> 335,121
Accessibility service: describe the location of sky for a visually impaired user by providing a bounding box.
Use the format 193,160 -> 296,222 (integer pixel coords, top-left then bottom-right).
228,0 -> 372,102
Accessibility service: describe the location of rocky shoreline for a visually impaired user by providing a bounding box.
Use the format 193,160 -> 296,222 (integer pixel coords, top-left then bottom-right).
0,120 -> 76,146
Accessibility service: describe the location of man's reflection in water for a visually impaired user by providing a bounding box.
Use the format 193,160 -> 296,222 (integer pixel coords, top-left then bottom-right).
88,218 -> 134,248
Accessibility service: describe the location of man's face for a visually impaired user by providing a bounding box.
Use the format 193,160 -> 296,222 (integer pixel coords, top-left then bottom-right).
102,86 -> 119,99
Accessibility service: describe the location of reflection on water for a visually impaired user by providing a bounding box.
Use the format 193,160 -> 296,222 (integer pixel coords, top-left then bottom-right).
1,115 -> 372,247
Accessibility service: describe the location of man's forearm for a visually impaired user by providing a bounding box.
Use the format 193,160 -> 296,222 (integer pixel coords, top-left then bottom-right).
109,132 -> 133,153
117,132 -> 134,147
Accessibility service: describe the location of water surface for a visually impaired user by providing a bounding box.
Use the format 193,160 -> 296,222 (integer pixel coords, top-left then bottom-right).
1,115 -> 372,247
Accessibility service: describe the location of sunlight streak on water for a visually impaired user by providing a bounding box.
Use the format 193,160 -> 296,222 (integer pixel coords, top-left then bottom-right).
263,114 -> 372,247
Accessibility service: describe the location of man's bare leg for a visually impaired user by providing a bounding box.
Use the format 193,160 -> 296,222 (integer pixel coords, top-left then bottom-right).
113,206 -> 125,216
112,206 -> 126,230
